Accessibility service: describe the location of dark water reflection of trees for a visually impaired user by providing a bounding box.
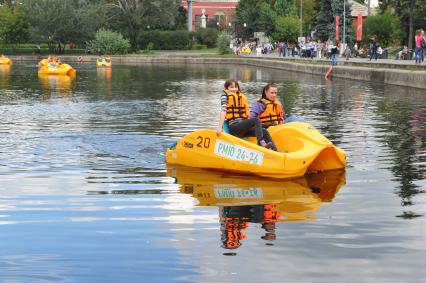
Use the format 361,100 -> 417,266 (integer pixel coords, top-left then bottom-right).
376,85 -> 426,219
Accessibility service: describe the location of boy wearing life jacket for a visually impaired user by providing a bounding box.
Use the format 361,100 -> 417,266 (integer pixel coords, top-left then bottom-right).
216,79 -> 275,149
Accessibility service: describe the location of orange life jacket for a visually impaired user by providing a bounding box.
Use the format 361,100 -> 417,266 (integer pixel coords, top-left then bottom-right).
263,204 -> 280,221
225,90 -> 250,121
258,98 -> 284,126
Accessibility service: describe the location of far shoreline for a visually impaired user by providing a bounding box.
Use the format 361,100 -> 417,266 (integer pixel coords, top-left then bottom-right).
8,54 -> 426,90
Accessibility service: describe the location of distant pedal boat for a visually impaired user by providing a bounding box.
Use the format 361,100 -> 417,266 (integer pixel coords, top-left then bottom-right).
38,60 -> 76,76
0,56 -> 12,65
96,57 -> 112,67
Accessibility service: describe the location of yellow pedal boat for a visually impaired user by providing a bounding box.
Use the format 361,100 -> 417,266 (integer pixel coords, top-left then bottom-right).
96,57 -> 112,67
0,56 -> 12,65
38,60 -> 76,76
166,122 -> 346,179
167,165 -> 345,221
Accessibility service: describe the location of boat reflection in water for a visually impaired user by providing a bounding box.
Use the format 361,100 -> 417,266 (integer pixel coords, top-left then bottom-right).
97,67 -> 112,97
38,73 -> 75,96
0,64 -> 11,87
167,165 -> 346,253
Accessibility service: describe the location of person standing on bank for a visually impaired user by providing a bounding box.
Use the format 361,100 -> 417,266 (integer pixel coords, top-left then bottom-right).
216,79 -> 275,149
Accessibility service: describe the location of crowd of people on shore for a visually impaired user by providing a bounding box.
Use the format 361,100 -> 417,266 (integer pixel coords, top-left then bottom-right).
232,30 -> 426,65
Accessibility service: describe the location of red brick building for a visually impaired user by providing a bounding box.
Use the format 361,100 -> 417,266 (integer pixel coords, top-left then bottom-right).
181,0 -> 239,31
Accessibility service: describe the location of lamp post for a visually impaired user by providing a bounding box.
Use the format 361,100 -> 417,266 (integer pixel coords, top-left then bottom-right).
187,0 -> 195,32
343,0 -> 346,46
299,0 -> 303,37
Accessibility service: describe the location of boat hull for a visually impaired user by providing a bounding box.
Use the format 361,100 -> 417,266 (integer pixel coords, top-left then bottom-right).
166,122 -> 346,179
38,62 -> 76,76
0,57 -> 12,65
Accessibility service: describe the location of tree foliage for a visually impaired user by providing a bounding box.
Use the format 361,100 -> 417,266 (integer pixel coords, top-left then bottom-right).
91,28 -> 130,54
274,0 -> 297,17
217,32 -> 231,54
275,16 -> 300,42
363,11 -> 402,47
0,3 -> 29,45
107,0 -> 181,50
23,0 -> 84,52
378,0 -> 426,48
315,0 -> 353,43
315,0 -> 333,41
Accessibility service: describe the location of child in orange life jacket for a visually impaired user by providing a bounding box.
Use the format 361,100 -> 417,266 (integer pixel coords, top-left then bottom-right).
216,79 -> 275,149
250,83 -> 284,128
250,83 -> 304,127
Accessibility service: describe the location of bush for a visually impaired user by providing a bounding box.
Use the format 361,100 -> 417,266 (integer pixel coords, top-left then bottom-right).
192,44 -> 208,50
217,32 -> 231,55
363,12 -> 402,47
194,28 -> 218,48
138,30 -> 192,50
91,28 -> 130,55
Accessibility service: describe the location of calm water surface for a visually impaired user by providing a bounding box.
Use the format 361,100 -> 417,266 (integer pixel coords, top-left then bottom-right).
0,62 -> 425,282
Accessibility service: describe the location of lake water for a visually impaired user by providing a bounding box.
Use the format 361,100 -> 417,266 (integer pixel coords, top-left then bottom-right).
0,62 -> 425,283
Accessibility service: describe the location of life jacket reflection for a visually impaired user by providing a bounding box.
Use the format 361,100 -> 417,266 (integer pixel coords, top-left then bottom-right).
258,98 -> 284,127
220,204 -> 280,250
225,90 -> 250,121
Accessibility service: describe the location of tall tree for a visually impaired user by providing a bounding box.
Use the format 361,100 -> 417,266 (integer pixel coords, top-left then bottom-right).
234,0 -> 277,39
363,11 -> 403,47
378,0 -> 426,48
274,0 -> 296,17
107,0 -> 181,50
0,3 -> 28,45
23,0 -> 84,52
331,0 -> 354,44
315,0 -> 333,41
315,0 -> 353,43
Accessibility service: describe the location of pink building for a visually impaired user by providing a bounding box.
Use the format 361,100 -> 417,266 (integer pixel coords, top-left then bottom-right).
181,0 -> 239,31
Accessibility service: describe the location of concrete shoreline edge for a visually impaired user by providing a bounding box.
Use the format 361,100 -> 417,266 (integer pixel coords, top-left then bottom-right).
10,55 -> 426,89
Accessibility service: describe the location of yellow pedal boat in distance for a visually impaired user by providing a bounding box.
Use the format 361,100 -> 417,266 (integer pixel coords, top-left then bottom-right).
96,57 -> 112,67
166,122 -> 346,179
0,56 -> 12,65
38,59 -> 76,76
167,165 -> 346,221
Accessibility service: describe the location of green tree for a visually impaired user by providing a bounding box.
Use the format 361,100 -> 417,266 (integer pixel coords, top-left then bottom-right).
315,0 -> 353,43
108,0 -> 181,50
91,28 -> 130,54
274,0 -> 296,17
217,31 -> 231,54
378,0 -> 426,48
23,0 -> 83,53
75,0 -> 110,44
275,16 -> 300,42
363,11 -> 402,47
0,3 -> 28,45
315,0 -> 333,41
235,0 -> 277,39
332,0 -> 354,44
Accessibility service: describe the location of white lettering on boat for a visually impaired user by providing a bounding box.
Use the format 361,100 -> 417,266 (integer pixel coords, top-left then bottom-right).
214,188 -> 264,199
214,140 -> 264,166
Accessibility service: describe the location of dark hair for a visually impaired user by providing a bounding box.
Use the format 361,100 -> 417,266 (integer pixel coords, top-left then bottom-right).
261,83 -> 278,99
224,79 -> 240,91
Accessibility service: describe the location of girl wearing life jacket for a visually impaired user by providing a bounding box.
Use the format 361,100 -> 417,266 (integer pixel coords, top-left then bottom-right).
216,79 -> 274,149
251,83 -> 303,128
250,83 -> 285,128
